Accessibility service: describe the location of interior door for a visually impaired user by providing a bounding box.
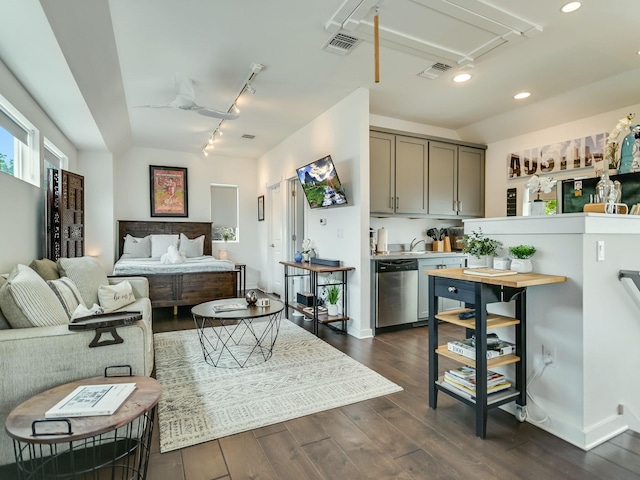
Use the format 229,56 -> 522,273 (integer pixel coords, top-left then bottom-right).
268,182 -> 284,297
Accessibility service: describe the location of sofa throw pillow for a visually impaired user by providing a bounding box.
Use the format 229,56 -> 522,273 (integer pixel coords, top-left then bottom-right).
98,280 -> 136,312
151,234 -> 179,258
57,256 -> 109,307
29,258 -> 61,281
122,234 -> 151,258
0,264 -> 68,328
47,277 -> 87,320
179,233 -> 204,258
0,276 -> 10,330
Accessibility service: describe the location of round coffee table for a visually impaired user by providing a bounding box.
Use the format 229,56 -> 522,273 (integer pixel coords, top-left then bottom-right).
5,374 -> 161,480
191,298 -> 284,368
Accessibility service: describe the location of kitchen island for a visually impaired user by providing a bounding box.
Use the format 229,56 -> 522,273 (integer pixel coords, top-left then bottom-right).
464,213 -> 640,450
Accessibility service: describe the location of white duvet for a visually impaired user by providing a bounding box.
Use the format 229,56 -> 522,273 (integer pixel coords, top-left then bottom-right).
112,255 -> 235,275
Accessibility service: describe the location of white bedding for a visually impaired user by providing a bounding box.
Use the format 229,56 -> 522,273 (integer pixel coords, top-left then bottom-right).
113,256 -> 235,275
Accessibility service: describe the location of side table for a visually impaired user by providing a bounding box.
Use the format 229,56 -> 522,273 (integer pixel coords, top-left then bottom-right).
5,372 -> 161,480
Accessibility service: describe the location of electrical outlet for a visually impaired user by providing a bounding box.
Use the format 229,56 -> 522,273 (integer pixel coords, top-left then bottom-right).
597,240 -> 605,261
542,344 -> 556,367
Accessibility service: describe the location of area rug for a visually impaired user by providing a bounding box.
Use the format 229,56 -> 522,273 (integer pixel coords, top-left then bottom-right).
153,319 -> 403,452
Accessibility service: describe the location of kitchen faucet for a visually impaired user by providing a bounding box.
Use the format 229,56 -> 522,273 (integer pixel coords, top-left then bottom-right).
410,238 -> 426,251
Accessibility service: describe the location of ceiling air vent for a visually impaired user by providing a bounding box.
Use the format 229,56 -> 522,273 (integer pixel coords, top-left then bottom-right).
322,32 -> 360,55
241,134 -> 255,140
418,62 -> 453,80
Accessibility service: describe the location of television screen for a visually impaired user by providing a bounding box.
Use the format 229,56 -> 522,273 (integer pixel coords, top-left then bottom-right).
296,155 -> 348,209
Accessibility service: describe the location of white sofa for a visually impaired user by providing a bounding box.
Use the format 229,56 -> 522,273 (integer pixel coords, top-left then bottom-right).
0,263 -> 154,467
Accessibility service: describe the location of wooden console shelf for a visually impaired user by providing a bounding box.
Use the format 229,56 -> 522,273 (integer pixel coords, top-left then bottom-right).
280,261 -> 355,335
428,268 -> 566,438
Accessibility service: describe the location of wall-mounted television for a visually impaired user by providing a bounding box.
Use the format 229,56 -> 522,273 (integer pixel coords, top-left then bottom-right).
296,155 -> 348,209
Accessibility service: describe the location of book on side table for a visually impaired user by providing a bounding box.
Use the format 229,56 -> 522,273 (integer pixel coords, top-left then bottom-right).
45,383 -> 137,418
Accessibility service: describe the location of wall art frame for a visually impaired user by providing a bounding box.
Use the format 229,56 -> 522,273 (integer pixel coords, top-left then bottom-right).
258,195 -> 265,221
149,165 -> 189,217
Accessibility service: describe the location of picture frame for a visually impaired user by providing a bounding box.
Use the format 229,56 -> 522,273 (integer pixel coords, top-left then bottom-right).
149,165 -> 188,217
258,195 -> 265,221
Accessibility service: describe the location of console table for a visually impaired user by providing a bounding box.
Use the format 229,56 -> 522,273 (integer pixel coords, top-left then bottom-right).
280,261 -> 354,335
427,268 -> 566,438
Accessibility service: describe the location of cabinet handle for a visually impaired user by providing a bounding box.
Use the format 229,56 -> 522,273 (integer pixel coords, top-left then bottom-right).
458,201 -> 463,212
396,197 -> 399,209
447,286 -> 458,293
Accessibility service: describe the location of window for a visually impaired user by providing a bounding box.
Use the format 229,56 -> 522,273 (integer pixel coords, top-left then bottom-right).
0,94 -> 38,186
211,184 -> 239,242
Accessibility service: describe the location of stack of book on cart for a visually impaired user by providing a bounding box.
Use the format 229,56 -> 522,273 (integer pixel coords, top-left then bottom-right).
441,366 -> 511,399
447,337 -> 515,359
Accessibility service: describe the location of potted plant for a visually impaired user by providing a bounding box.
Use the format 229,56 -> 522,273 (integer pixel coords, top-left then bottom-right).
326,284 -> 339,316
301,238 -> 313,262
462,229 -> 503,268
221,227 -> 236,242
508,245 -> 536,273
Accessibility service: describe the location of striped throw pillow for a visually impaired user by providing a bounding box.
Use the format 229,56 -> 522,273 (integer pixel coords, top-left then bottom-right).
48,277 -> 87,320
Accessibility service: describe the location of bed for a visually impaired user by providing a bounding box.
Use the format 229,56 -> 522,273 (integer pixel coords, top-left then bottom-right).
114,221 -> 238,308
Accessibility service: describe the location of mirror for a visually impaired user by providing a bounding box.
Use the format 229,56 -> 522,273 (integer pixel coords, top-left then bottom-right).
210,184 -> 239,241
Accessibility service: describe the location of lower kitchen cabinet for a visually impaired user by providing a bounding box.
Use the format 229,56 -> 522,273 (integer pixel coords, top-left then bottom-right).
417,255 -> 466,319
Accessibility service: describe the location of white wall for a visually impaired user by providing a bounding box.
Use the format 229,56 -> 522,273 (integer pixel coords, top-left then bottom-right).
0,58 -> 77,272
111,147 -> 260,288
484,103 -> 640,217
257,88 -> 371,337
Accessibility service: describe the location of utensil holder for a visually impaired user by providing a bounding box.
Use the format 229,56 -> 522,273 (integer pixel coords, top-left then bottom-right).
433,240 -> 444,252
443,237 -> 451,252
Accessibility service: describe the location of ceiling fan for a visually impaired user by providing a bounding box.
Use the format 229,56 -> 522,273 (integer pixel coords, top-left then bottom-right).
134,74 -> 239,120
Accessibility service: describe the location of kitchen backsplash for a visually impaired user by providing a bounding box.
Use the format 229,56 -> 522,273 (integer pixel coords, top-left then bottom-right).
369,216 -> 462,250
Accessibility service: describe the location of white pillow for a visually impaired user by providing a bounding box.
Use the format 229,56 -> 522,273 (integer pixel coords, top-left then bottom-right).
151,234 -> 179,258
98,280 -> 136,312
47,277 -> 87,320
179,233 -> 204,258
57,256 -> 109,307
0,265 -> 68,328
122,234 -> 151,258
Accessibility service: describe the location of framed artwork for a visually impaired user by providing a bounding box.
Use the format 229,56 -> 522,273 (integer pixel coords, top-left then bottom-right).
149,165 -> 188,217
258,195 -> 265,221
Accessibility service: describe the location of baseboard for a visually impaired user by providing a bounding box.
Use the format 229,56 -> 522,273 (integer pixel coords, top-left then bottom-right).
622,404 -> 640,434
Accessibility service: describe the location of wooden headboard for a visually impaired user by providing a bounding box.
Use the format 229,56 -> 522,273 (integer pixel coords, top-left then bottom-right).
117,221 -> 212,257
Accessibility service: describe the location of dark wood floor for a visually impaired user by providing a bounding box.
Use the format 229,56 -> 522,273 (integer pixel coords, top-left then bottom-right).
148,306 -> 640,480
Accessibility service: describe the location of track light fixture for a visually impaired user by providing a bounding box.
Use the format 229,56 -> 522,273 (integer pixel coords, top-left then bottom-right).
202,63 -> 265,155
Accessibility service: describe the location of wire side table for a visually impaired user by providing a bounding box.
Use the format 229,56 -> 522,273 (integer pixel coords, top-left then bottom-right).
5,373 -> 161,480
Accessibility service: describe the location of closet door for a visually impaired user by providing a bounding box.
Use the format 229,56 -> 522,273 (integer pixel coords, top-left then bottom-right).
48,168 -> 85,260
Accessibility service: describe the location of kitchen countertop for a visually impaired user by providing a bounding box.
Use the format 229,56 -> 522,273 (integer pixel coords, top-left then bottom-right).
371,251 -> 467,260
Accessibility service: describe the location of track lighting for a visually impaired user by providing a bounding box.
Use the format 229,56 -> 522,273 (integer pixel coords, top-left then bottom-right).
201,63 -> 265,155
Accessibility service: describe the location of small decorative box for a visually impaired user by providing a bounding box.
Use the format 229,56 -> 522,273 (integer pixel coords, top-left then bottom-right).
493,257 -> 511,270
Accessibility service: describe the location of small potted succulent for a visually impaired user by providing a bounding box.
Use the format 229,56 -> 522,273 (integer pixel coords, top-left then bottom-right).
462,229 -> 503,268
508,245 -> 536,273
301,238 -> 313,262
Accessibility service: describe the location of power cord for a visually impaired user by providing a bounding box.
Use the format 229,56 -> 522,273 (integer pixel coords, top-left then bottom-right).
525,359 -> 551,424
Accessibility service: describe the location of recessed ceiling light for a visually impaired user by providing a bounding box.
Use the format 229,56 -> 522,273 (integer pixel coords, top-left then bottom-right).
561,2 -> 581,13
514,92 -> 531,100
453,73 -> 472,83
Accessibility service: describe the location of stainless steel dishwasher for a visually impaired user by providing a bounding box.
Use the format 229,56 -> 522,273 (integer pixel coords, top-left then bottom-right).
375,259 -> 418,329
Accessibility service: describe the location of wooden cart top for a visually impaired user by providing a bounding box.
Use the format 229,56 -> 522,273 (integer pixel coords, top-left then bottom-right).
280,260 -> 355,273
426,267 -> 566,288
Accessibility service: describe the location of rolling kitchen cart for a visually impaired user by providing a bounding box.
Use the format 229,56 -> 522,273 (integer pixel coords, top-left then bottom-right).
427,268 -> 566,438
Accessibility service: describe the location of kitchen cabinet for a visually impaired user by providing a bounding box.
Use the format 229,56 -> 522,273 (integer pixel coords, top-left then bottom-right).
428,141 -> 485,217
370,131 -> 428,215
418,255 -> 467,319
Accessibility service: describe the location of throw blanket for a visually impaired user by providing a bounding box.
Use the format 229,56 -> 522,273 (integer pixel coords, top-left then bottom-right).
113,256 -> 236,275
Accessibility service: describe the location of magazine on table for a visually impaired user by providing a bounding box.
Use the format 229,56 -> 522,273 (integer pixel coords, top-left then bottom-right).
212,303 -> 247,313
45,383 -> 136,418
447,338 -> 516,359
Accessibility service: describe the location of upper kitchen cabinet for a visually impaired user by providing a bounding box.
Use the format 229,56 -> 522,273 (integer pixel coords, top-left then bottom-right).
370,131 -> 428,216
428,141 -> 485,218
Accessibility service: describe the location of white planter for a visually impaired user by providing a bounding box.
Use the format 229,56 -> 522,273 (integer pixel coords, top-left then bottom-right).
510,258 -> 533,273
467,255 -> 490,268
327,304 -> 339,316
530,200 -> 546,216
